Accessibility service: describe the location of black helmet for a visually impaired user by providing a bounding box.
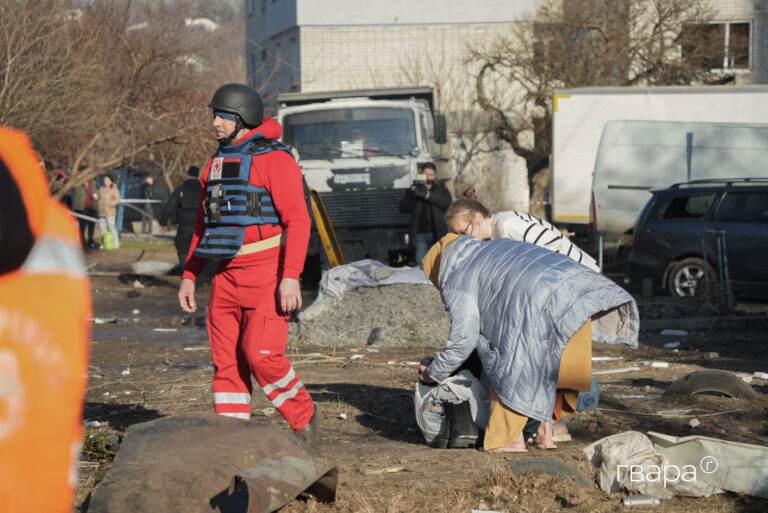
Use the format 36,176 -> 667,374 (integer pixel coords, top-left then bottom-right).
208,83 -> 263,128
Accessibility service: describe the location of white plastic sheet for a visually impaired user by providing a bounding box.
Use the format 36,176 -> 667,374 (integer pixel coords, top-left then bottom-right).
300,260 -> 431,321
649,432 -> 768,498
583,431 -> 722,498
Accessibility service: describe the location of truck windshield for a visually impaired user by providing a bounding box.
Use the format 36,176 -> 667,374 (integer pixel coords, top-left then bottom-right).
282,107 -> 416,160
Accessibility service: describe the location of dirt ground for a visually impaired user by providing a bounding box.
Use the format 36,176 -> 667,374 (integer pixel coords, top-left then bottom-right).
76,238 -> 768,512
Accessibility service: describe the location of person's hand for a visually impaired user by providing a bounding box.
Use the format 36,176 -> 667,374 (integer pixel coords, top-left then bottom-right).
178,278 -> 197,313
418,356 -> 435,384
418,366 -> 435,384
278,277 -> 302,314
159,226 -> 168,233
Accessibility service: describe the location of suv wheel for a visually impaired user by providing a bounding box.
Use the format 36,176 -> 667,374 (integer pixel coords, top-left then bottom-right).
666,257 -> 717,297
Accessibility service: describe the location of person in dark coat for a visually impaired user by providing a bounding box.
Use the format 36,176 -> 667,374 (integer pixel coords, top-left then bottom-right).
160,166 -> 202,267
398,162 -> 452,264
140,176 -> 155,234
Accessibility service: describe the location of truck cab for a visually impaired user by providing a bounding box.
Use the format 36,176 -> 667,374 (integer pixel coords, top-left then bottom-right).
277,87 -> 450,267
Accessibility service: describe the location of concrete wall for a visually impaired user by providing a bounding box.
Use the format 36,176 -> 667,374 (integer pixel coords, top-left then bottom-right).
291,0 -> 533,27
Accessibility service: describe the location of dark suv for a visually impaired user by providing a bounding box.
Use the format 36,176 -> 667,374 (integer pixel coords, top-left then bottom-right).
627,179 -> 768,298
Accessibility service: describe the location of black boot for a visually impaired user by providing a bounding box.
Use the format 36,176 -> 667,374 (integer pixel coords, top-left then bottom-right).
294,408 -> 319,448
444,401 -> 478,449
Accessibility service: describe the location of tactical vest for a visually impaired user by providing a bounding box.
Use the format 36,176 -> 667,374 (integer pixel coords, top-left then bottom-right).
193,137 -> 292,259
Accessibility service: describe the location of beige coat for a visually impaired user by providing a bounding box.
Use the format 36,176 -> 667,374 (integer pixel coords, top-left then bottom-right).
97,185 -> 121,217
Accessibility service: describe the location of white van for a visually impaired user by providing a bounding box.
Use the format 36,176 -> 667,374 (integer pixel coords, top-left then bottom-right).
550,85 -> 768,236
591,120 -> 768,260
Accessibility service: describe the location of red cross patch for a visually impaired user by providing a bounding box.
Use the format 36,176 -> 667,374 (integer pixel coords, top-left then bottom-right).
211,158 -> 223,180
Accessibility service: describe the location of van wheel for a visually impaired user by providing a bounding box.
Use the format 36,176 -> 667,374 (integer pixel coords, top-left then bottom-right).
666,258 -> 716,297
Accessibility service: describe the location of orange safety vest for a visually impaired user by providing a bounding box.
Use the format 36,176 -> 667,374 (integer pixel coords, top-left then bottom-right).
0,127 -> 91,513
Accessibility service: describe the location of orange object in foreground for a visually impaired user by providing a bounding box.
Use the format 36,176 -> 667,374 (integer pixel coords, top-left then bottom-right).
0,127 -> 91,513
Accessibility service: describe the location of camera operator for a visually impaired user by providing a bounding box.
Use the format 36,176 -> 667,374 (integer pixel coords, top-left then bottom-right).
399,162 -> 452,264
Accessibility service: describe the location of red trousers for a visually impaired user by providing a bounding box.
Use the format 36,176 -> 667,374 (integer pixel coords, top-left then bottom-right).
206,262 -> 314,430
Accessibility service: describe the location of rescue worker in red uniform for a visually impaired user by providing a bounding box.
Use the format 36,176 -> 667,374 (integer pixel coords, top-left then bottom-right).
177,84 -> 318,445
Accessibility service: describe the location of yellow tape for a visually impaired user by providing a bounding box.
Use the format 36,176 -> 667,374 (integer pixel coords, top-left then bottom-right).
553,94 -> 571,113
554,215 -> 590,221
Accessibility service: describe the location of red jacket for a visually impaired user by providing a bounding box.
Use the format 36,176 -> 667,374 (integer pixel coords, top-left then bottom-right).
183,119 -> 310,281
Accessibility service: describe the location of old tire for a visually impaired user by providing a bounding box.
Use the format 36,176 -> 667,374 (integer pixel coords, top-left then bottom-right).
507,457 -> 593,488
666,257 -> 716,297
664,370 -> 758,400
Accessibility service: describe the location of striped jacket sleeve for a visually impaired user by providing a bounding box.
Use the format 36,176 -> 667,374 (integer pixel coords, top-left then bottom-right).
491,211 -> 599,272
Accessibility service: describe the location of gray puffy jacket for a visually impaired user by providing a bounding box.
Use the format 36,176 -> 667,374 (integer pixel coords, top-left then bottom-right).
426,237 -> 638,422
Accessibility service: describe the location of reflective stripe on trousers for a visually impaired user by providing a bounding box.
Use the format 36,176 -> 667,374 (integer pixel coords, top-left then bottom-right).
207,264 -> 314,430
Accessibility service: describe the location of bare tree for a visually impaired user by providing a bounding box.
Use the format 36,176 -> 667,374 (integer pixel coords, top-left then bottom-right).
0,1 -> 103,153
0,0 -> 244,198
470,0 -> 723,211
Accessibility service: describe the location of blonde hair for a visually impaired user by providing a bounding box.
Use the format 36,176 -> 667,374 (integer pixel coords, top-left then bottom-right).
445,198 -> 491,227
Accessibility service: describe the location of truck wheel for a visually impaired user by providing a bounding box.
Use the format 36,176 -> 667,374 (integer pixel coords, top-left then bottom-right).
666,258 -> 716,297
664,370 -> 758,400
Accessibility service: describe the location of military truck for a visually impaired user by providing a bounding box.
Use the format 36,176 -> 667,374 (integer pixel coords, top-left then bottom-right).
277,87 -> 452,268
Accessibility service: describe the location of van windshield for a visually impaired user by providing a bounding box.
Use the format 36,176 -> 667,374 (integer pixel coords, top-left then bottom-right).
282,107 -> 416,160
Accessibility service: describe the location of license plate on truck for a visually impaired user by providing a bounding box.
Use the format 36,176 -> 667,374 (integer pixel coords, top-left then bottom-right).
333,173 -> 370,185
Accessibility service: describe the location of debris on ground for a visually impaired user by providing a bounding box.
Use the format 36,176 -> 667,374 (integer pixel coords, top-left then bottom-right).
664,370 -> 758,400
86,414 -> 337,513
583,431 -> 723,498
650,432 -> 768,498
661,329 -> 689,337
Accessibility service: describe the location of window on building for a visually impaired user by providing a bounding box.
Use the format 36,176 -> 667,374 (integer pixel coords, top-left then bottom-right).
681,22 -> 751,71
729,23 -> 750,69
246,0 -> 255,15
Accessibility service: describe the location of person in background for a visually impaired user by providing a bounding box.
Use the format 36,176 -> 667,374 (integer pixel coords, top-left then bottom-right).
0,126 -> 90,513
140,175 -> 155,234
49,170 -> 72,209
445,198 -> 599,272
72,177 -> 101,250
398,162 -> 452,265
176,83 -> 318,446
97,175 -> 121,249
160,166 -> 203,269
